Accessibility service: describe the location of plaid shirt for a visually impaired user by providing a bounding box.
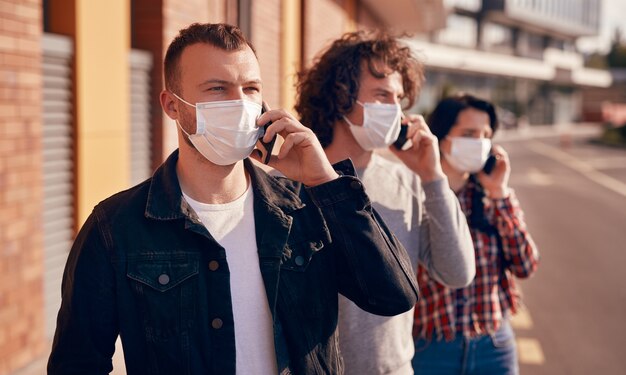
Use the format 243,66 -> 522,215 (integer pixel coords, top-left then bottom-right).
413,178 -> 539,340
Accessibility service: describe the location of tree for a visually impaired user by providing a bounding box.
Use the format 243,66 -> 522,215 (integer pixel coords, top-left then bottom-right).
607,27 -> 626,68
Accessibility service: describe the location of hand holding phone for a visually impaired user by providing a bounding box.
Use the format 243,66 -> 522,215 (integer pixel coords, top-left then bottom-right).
256,103 -> 277,164
482,153 -> 497,175
393,123 -> 409,150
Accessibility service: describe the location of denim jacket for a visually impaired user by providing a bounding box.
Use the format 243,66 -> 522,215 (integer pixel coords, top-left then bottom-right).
48,151 -> 418,375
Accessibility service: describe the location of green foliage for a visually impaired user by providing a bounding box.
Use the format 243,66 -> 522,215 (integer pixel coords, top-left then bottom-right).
607,28 -> 626,68
586,53 -> 608,69
600,125 -> 626,148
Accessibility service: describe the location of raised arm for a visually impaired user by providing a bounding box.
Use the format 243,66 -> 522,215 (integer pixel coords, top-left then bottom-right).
305,160 -> 419,316
492,190 -> 539,278
417,178 -> 476,288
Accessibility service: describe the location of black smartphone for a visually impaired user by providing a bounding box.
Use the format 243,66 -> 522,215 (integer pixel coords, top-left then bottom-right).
256,103 -> 277,164
482,153 -> 497,174
393,124 -> 409,150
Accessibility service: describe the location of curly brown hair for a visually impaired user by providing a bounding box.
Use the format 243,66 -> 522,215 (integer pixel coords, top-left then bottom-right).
295,30 -> 424,148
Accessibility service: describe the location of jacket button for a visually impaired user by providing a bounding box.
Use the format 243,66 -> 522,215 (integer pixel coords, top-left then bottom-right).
208,260 -> 219,271
350,180 -> 362,190
158,274 -> 170,285
294,256 -> 305,266
212,318 -> 223,329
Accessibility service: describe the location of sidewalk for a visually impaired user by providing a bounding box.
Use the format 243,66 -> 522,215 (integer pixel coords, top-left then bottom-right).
493,122 -> 604,142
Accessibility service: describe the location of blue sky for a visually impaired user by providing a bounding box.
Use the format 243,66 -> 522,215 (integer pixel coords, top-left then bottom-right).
577,0 -> 626,53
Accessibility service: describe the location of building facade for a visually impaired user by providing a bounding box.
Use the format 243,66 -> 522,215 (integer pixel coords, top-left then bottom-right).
410,0 -> 611,125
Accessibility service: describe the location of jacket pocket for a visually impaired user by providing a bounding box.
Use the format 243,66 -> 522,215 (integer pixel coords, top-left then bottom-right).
280,239 -> 324,272
126,252 -> 199,342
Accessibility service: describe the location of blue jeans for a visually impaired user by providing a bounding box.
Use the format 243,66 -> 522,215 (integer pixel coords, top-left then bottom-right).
412,320 -> 519,375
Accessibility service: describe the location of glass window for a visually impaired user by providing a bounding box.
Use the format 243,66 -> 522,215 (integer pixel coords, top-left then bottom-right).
436,14 -> 477,48
482,22 -> 514,53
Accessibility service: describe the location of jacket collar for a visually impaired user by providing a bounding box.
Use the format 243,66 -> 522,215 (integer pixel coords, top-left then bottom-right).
145,150 -> 305,221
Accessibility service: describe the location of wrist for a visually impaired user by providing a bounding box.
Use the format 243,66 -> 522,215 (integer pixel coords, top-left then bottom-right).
487,186 -> 510,199
416,168 -> 446,184
304,171 -> 340,187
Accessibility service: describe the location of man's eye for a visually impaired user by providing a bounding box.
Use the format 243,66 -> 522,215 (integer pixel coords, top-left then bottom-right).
207,87 -> 224,92
245,86 -> 260,92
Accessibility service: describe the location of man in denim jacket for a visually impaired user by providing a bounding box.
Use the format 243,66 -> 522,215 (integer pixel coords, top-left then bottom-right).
47,23 -> 418,375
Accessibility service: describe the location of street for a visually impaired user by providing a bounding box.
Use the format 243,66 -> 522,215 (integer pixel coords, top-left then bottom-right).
499,130 -> 626,375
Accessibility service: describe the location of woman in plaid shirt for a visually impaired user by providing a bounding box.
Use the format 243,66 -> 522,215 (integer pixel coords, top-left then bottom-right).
412,94 -> 539,375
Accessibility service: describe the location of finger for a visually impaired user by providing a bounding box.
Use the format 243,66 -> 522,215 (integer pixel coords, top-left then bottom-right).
405,114 -> 424,124
491,144 -> 509,163
257,108 -> 296,126
410,128 -> 431,144
277,132 -> 310,159
263,118 -> 310,142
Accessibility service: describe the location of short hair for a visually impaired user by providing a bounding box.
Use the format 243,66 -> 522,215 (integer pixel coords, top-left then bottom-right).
295,30 -> 424,148
427,94 -> 499,140
164,23 -> 256,94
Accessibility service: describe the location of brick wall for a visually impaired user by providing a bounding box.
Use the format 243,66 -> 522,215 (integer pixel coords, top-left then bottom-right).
303,0 -> 350,67
252,0 -> 281,108
0,1 -> 46,374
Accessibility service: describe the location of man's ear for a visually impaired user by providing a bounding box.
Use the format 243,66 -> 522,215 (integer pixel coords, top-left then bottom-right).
160,90 -> 179,120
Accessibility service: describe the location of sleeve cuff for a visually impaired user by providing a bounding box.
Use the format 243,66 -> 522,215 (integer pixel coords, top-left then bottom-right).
305,159 -> 369,208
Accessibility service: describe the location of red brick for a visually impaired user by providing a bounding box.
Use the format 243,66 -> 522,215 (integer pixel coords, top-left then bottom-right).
0,103 -> 17,117
0,33 -> 18,52
17,36 -> 39,54
14,3 -> 39,21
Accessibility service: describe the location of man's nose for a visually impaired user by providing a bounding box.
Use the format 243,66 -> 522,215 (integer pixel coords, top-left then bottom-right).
229,87 -> 247,101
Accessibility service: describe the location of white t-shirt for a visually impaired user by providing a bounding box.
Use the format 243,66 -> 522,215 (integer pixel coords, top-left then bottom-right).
183,185 -> 278,375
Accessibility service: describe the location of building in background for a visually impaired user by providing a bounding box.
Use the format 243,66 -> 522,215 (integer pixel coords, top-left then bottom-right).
0,1 -> 446,374
409,0 -> 612,126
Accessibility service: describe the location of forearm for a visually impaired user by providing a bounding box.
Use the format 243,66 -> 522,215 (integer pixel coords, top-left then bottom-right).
420,178 -> 475,288
305,160 -> 419,316
493,190 -> 539,278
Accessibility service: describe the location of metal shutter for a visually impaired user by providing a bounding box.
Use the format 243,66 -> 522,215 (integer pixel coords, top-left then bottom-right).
129,49 -> 152,185
42,33 -> 74,339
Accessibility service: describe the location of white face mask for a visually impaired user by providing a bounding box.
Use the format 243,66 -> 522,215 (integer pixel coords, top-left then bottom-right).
343,100 -> 402,151
173,93 -> 263,165
444,137 -> 492,173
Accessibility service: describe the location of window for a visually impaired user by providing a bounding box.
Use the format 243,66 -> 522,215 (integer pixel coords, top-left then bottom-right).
436,14 -> 477,48
482,22 -> 514,53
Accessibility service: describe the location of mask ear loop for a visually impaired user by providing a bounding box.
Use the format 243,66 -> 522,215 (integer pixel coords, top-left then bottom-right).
171,92 -> 196,108
343,99 -> 365,127
170,92 -> 203,136
175,120 -> 192,137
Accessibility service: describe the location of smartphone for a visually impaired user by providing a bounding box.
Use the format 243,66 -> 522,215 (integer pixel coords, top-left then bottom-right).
256,103 -> 277,164
392,124 -> 409,150
482,153 -> 497,174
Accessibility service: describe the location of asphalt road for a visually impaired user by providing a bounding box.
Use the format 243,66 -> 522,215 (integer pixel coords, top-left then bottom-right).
499,133 -> 626,375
